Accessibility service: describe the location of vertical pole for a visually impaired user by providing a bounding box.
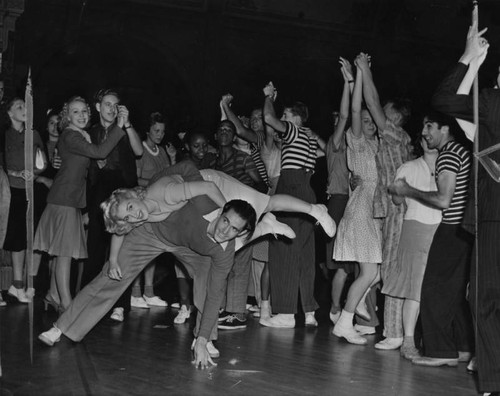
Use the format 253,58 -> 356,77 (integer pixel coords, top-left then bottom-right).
24,68 -> 34,364
471,0 -> 479,353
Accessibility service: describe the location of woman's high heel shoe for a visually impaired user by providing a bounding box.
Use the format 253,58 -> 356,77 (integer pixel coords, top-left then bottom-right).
43,295 -> 60,312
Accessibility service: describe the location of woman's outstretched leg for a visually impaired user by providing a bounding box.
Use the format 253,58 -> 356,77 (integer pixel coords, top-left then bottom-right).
265,194 -> 336,237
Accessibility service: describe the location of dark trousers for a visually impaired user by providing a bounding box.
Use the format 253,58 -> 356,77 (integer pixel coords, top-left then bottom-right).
420,223 -> 474,358
470,221 -> 500,392
269,169 -> 317,314
84,170 -> 131,311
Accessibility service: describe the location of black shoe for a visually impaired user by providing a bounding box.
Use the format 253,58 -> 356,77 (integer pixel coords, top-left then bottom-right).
218,310 -> 232,322
218,314 -> 247,330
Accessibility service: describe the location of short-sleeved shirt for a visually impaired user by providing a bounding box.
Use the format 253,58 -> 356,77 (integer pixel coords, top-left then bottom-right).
395,157 -> 442,224
4,126 -> 44,189
280,121 -> 318,171
436,140 -> 471,224
216,148 -> 257,187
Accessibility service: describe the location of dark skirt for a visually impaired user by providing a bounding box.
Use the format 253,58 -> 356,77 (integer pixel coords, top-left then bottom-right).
3,187 -> 28,252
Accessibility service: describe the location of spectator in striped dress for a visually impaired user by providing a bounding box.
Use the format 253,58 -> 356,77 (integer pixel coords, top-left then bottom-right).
389,110 -> 473,367
260,81 -> 326,328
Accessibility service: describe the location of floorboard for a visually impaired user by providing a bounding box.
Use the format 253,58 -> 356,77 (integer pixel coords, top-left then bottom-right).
0,299 -> 479,396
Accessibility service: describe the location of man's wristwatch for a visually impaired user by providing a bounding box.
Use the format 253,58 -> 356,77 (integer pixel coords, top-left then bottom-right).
124,123 -> 132,130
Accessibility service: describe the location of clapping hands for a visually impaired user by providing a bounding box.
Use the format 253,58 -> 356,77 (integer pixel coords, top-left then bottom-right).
339,57 -> 354,82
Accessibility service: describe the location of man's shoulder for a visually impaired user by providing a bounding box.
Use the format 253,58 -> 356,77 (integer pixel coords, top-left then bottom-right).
438,141 -> 471,168
442,141 -> 470,156
233,148 -> 252,160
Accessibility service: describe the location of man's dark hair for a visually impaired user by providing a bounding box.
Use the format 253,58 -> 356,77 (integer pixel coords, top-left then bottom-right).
218,119 -> 236,133
286,101 -> 309,124
424,109 -> 470,146
222,199 -> 256,240
424,109 -> 456,133
94,88 -> 120,104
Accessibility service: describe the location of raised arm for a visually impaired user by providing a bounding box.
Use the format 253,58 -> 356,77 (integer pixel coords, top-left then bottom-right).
117,105 -> 143,156
263,82 -> 286,133
220,94 -> 258,144
432,23 -> 489,122
455,32 -> 489,141
357,53 -> 386,131
65,125 -> 125,159
331,57 -> 353,149
351,58 -> 364,139
264,124 -> 277,150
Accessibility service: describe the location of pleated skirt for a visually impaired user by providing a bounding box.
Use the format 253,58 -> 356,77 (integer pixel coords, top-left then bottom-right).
34,203 -> 87,259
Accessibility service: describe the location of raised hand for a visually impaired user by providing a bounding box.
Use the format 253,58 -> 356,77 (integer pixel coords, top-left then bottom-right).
116,105 -> 130,128
462,22 -> 489,64
220,93 -> 233,106
339,57 -> 354,82
166,142 -> 177,158
355,52 -> 371,71
263,81 -> 278,101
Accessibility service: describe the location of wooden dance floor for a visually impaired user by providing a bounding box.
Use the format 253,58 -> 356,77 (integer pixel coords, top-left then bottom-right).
0,299 -> 478,395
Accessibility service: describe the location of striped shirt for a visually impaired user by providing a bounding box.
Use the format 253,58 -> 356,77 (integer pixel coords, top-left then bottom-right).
280,121 -> 318,171
233,137 -> 269,187
436,140 -> 471,224
250,144 -> 269,186
216,148 -> 258,187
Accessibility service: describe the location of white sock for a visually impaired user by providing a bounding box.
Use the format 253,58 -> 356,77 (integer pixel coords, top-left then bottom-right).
338,310 -> 354,327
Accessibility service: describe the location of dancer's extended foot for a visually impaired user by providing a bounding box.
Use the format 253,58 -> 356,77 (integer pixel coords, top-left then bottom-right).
309,204 -> 336,237
259,213 -> 296,239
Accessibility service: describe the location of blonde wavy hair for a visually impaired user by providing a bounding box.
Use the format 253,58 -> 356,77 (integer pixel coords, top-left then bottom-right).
58,96 -> 91,131
100,186 -> 148,235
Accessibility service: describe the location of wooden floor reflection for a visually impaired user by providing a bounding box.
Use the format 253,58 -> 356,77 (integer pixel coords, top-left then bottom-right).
0,300 -> 478,396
